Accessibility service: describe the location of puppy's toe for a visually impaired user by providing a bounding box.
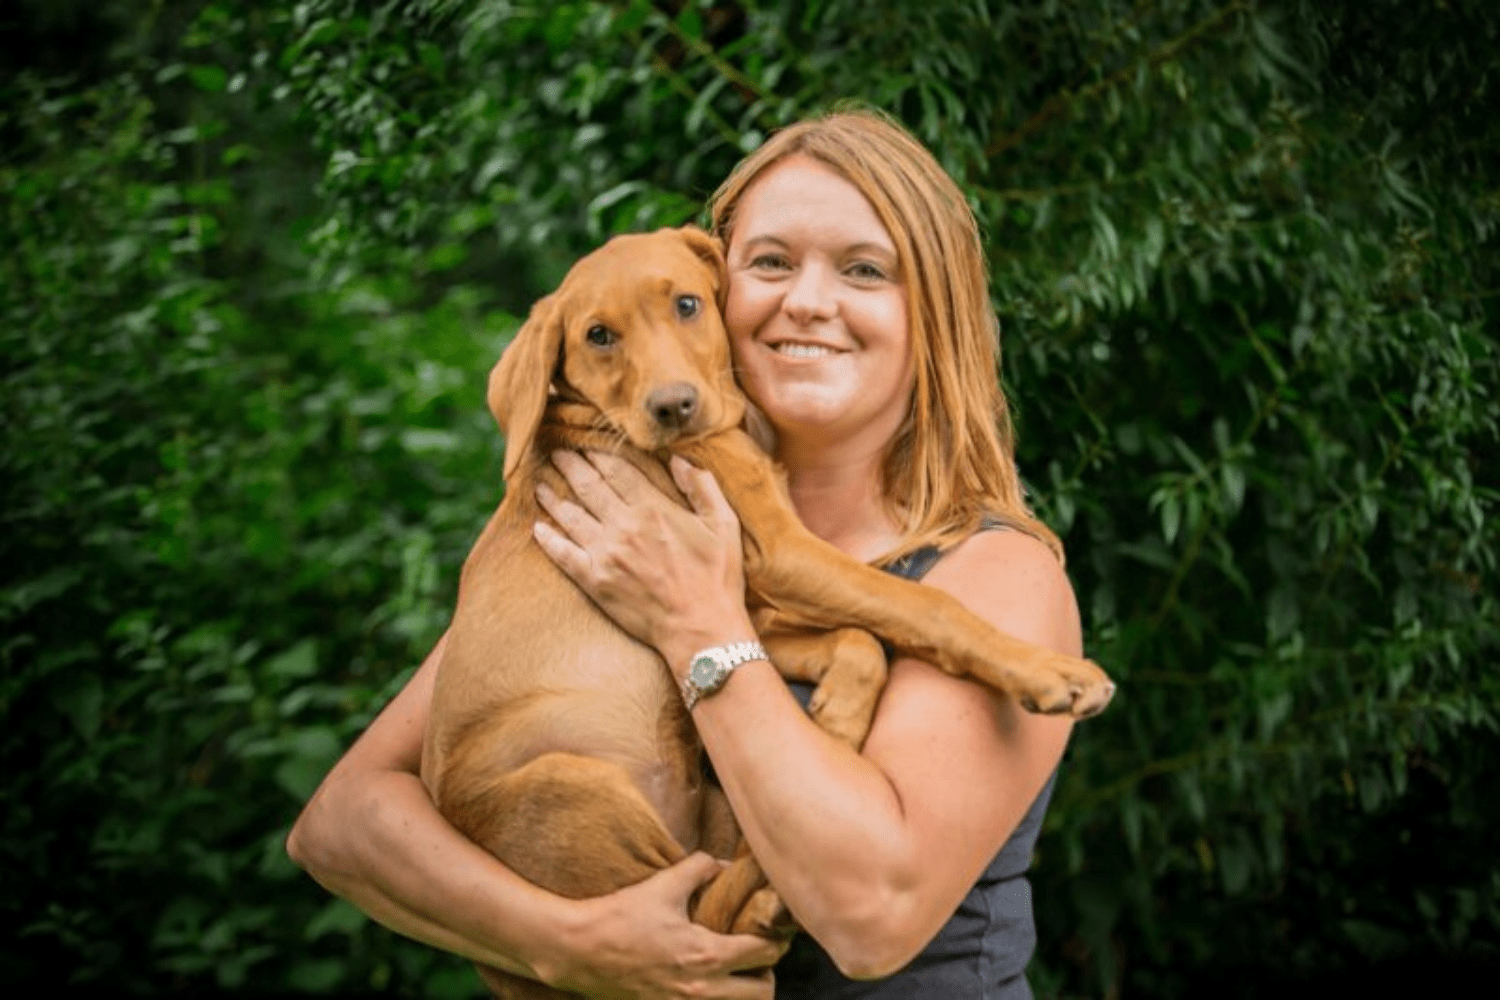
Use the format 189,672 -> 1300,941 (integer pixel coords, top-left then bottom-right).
1071,677 -> 1117,718
732,887 -> 797,940
1018,676 -> 1074,714
1062,659 -> 1117,718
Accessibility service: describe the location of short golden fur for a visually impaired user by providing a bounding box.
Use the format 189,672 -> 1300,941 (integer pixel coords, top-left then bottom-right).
710,108 -> 1060,564
421,226 -> 1113,1000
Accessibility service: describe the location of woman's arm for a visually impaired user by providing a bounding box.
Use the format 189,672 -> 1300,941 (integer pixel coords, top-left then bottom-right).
286,630 -> 786,1000
535,452 -> 1077,979
684,529 -> 1075,978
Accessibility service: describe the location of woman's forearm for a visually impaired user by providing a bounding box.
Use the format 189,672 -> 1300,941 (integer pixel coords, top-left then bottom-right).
683,658 -> 923,975
289,760 -> 787,998
288,764 -> 578,982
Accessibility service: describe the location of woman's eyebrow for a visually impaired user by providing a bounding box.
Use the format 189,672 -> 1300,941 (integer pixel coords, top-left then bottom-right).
739,235 -> 896,257
738,234 -> 788,250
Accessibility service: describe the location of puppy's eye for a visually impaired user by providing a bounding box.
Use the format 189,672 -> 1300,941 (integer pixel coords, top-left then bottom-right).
675,295 -> 700,320
586,324 -> 616,347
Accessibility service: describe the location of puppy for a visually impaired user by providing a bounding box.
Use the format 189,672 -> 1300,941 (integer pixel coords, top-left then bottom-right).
421,226 -> 1114,999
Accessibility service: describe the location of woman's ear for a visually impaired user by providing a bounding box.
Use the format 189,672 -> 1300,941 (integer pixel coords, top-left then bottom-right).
677,225 -> 729,310
487,292 -> 562,480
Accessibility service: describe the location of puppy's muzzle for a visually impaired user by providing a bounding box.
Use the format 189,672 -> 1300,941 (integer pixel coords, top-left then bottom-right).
646,382 -> 700,432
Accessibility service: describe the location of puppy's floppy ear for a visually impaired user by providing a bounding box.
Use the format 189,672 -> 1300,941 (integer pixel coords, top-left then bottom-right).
488,292 -> 562,480
677,225 -> 728,309
741,398 -> 778,455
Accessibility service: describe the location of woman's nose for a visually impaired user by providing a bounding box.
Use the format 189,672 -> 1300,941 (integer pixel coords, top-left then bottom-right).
781,262 -> 836,324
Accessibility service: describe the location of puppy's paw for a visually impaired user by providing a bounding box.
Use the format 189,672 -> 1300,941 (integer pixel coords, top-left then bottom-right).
1068,661 -> 1117,717
731,886 -> 797,940
1013,655 -> 1116,719
808,683 -> 879,748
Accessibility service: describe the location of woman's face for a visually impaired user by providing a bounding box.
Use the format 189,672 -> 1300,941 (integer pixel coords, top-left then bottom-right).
723,155 -> 914,459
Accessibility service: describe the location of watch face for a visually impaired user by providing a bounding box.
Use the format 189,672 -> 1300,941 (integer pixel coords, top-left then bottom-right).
689,656 -> 720,688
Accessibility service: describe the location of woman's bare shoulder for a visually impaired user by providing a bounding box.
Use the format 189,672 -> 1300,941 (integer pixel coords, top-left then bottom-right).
921,527 -> 1083,657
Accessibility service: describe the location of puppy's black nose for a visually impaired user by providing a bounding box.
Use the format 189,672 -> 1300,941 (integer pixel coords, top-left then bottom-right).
646,383 -> 700,429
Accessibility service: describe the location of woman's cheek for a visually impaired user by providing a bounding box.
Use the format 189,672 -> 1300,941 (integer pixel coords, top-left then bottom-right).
729,342 -> 773,412
724,295 -> 767,387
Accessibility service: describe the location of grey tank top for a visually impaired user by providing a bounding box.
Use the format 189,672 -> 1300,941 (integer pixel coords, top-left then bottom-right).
775,536 -> 1056,1000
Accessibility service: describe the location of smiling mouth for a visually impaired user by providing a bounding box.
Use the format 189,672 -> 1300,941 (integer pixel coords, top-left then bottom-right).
771,342 -> 842,358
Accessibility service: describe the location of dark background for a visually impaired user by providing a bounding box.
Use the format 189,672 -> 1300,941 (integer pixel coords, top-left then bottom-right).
3,0 -> 1496,996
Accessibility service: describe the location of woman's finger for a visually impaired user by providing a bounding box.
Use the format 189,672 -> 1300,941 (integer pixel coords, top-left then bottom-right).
534,481 -> 602,547
531,519 -> 592,586
716,935 -> 790,975
658,851 -> 725,901
657,854 -> 789,974
586,450 -> 670,507
670,456 -> 740,537
715,968 -> 777,999
552,449 -> 627,519
676,935 -> 779,1000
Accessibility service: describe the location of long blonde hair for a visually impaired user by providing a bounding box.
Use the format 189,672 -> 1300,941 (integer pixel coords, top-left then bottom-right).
708,108 -> 1063,564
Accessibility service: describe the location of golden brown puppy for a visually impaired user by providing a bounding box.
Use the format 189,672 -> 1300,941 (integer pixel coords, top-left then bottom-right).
420,226 -> 1114,999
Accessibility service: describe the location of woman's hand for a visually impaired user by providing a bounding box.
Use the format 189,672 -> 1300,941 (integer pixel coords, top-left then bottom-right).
545,852 -> 786,1000
532,450 -> 756,670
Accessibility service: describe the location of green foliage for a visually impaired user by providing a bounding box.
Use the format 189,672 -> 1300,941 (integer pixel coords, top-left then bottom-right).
2,0 -> 1496,995
3,14 -> 509,991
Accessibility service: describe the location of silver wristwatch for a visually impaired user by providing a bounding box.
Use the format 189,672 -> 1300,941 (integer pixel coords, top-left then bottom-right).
681,640 -> 767,710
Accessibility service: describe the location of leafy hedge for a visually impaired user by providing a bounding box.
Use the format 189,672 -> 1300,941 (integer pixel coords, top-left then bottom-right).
3,0 -> 1496,996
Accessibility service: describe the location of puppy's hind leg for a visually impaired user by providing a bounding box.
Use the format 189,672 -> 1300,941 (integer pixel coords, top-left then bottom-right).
691,847 -> 795,941
436,751 -> 688,1000
441,751 -> 687,896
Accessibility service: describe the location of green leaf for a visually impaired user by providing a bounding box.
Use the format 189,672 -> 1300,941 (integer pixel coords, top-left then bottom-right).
272,727 -> 343,800
1221,464 -> 1247,513
266,640 -> 318,680
53,676 -> 104,741
1161,494 -> 1182,545
189,65 -> 228,92
1218,837 -> 1253,896
305,899 -> 368,940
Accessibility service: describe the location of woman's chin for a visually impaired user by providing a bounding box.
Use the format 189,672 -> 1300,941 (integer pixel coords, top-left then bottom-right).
755,393 -> 851,436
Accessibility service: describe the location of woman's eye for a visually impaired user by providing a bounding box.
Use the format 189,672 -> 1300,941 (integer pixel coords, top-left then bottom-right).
675,295 -> 700,319
749,254 -> 790,270
586,324 -> 616,347
848,261 -> 887,281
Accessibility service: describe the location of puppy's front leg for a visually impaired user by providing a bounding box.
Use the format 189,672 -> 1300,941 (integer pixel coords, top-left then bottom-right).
678,432 -> 1114,718
755,612 -> 887,750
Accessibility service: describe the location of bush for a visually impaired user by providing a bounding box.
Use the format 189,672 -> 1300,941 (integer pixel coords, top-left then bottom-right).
3,0 -> 1495,995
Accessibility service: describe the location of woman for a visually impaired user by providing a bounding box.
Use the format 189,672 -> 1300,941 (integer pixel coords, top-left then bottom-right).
289,109 -> 1080,999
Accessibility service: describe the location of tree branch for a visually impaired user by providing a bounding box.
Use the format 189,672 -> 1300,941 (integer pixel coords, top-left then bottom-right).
985,0 -> 1252,160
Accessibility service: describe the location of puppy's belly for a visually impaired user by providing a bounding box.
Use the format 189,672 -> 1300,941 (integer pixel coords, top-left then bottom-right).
431,577 -> 705,853
445,687 -> 704,852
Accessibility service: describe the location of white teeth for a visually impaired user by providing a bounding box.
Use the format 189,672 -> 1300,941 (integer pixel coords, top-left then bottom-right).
773,343 -> 838,358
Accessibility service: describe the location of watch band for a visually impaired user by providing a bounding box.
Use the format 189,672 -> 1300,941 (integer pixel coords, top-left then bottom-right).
681,640 -> 767,710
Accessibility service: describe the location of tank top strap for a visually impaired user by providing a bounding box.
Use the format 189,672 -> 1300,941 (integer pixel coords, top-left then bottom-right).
878,544 -> 944,582
877,516 -> 1013,583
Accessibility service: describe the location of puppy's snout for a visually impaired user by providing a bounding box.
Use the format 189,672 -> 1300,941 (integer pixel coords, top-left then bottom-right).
646,382 -> 700,430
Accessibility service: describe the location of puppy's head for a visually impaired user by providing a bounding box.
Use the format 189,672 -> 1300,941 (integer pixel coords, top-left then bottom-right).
488,225 -> 742,479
